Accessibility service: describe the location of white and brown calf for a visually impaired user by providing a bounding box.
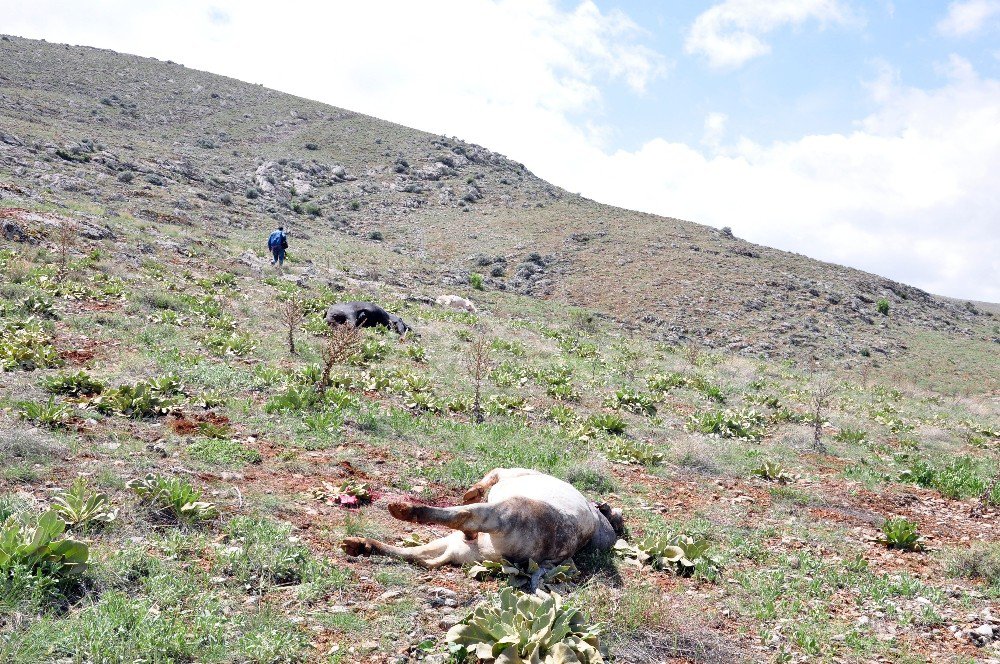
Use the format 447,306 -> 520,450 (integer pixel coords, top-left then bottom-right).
342,468 -> 623,588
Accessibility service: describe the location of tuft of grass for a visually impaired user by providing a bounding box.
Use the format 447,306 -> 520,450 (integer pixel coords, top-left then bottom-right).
187,438 -> 262,466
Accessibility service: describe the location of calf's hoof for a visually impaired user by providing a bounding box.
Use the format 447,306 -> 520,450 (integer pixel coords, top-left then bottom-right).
388,501 -> 416,522
341,537 -> 374,557
462,485 -> 486,504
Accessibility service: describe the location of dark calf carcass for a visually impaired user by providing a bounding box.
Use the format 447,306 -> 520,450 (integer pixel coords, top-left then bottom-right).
324,301 -> 412,336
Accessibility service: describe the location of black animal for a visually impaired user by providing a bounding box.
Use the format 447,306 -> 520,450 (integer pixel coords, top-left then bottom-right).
325,301 -> 411,336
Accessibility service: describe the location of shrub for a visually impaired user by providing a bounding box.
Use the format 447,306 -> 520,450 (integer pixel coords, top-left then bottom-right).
646,372 -> 688,392
42,370 -> 104,396
946,543 -> 1000,588
877,299 -> 890,315
586,413 -> 627,436
404,344 -> 427,363
751,461 -> 795,484
615,533 -> 720,579
603,389 -> 656,416
686,408 -> 767,441
446,587 -> 606,663
605,439 -> 663,466
898,455 -> 1000,503
469,273 -> 484,290
206,331 -> 256,357
17,396 -> 71,428
468,558 -> 580,594
91,380 -> 178,418
128,473 -> 217,524
0,318 -> 63,371
834,427 -> 868,445
878,517 -> 924,551
0,510 -> 89,578
264,384 -> 324,413
51,477 -> 116,529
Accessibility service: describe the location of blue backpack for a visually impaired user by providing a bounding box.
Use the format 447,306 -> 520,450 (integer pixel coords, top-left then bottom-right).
268,230 -> 285,250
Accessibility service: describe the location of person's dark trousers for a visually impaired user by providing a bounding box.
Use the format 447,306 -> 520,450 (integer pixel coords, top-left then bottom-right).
271,247 -> 285,266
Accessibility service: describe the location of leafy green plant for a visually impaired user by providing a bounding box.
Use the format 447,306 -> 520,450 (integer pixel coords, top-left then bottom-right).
546,383 -> 579,401
469,273 -> 485,290
586,413 -> 627,436
878,517 -> 924,552
42,370 -> 104,396
206,331 -> 256,356
615,533 -> 720,578
127,473 -> 217,523
0,510 -> 89,578
404,344 -> 428,363
51,477 -> 116,528
604,439 -> 663,466
486,394 -> 529,415
545,404 -> 577,426
468,558 -> 580,593
877,298 -> 890,315
18,294 -> 56,318
834,427 -> 868,445
303,411 -> 343,434
603,389 -> 656,416
646,372 -> 688,392
898,455 -> 1000,503
264,384 -> 324,413
686,408 -> 767,441
91,380 -> 177,418
557,335 -> 598,359
0,318 -> 63,371
17,396 -> 71,428
446,587 -> 606,663
751,461 -> 796,484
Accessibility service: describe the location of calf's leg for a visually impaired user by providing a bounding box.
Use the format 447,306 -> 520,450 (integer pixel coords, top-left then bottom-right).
388,501 -> 502,537
342,531 -> 480,567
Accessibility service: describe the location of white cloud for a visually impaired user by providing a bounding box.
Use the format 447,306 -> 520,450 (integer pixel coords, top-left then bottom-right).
701,112 -> 729,148
684,0 -> 855,69
937,0 -> 1000,37
551,57 -> 1000,301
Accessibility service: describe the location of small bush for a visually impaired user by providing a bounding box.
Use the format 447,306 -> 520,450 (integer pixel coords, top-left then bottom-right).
946,543 -> 1000,588
877,299 -> 890,315
0,318 -> 63,371
586,413 -> 627,436
91,379 -> 178,418
603,389 -> 656,416
206,331 -> 256,357
605,439 -> 663,466
0,510 -> 89,578
686,408 -> 767,441
52,477 -> 116,529
878,517 -> 924,551
469,273 -> 484,290
42,370 -> 104,396
446,588 -> 605,663
17,396 -> 71,428
128,474 -> 217,524
834,427 -> 868,445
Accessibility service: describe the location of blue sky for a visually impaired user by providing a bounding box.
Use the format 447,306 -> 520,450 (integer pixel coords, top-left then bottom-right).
3,1 -> 999,301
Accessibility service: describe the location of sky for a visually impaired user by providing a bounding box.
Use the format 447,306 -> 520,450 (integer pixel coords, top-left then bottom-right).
2,0 -> 999,301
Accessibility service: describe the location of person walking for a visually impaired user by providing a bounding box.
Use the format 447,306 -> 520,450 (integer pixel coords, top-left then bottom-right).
267,226 -> 288,267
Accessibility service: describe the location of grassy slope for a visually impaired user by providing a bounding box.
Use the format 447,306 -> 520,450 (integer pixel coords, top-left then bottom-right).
0,205 -> 998,664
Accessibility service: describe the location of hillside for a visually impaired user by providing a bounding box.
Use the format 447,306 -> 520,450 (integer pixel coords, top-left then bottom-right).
0,35 -> 995,365
0,35 -> 999,664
